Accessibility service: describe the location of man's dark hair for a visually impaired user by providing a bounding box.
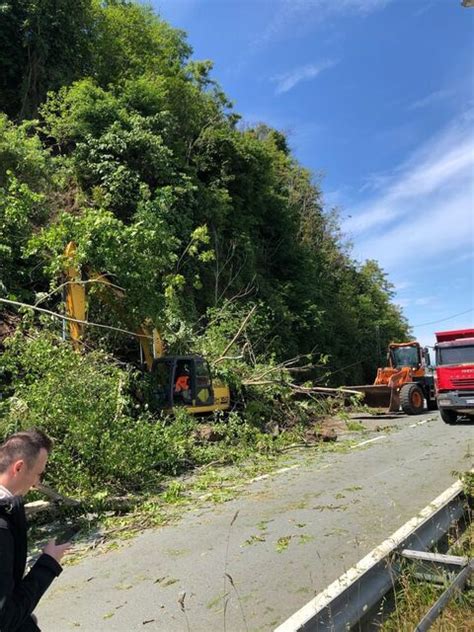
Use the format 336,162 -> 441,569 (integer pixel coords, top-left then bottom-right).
0,429 -> 53,473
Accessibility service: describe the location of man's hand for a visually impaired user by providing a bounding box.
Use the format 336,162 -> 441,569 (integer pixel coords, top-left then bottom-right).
42,540 -> 71,563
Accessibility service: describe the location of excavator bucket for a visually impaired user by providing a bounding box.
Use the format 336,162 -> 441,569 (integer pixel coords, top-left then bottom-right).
350,385 -> 400,412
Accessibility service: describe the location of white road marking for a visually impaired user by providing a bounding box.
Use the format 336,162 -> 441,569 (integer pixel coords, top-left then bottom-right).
351,436 -> 386,449
199,464 -> 302,498
250,464 -> 300,483
275,464 -> 300,475
409,419 -> 429,428
250,474 -> 269,482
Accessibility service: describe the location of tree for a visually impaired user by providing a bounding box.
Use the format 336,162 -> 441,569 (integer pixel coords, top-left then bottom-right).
0,0 -> 95,119
0,115 -> 51,299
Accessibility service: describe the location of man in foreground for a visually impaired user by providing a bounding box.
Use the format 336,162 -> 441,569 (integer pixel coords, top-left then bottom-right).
0,429 -> 70,631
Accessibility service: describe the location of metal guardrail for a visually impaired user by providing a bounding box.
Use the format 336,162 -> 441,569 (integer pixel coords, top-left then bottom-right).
275,477 -> 471,632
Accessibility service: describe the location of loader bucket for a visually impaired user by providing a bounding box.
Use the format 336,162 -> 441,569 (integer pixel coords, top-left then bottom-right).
350,385 -> 400,412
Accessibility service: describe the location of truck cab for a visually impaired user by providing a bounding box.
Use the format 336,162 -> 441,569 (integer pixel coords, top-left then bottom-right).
434,329 -> 474,424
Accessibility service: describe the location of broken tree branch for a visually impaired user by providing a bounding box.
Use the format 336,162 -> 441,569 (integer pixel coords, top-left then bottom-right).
241,378 -> 363,397
36,483 -> 80,505
213,305 -> 257,365
289,383 -> 364,396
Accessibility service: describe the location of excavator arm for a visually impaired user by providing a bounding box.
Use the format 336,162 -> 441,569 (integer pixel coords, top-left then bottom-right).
64,242 -> 86,350
63,242 -> 163,369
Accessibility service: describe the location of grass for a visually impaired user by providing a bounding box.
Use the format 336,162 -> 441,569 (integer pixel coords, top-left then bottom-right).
381,563 -> 474,631
381,483 -> 473,632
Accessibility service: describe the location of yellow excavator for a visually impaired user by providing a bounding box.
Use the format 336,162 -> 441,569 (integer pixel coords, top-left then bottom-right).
350,341 -> 437,414
64,242 -> 230,415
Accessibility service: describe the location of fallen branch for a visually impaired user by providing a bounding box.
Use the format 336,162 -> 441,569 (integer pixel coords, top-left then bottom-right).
34,277 -> 125,307
214,355 -> 243,363
243,354 -> 312,383
213,305 -> 257,365
25,500 -> 52,517
242,380 -> 281,386
289,383 -> 363,396
25,484 -> 79,518
241,378 -> 363,397
36,483 -> 80,505
0,297 -> 153,339
25,487 -> 137,518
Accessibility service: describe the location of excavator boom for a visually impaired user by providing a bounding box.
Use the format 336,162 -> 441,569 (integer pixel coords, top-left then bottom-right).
63,242 -> 162,368
64,242 -> 86,350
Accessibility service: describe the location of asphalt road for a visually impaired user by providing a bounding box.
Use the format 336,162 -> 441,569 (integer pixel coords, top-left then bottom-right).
36,412 -> 473,632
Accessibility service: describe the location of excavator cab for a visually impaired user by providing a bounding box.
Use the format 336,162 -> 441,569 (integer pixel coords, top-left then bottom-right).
150,355 -> 230,414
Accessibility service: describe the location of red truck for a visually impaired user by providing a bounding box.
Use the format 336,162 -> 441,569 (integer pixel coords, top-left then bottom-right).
434,328 -> 474,424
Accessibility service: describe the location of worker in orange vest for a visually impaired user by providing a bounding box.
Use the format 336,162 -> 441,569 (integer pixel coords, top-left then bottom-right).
174,368 -> 190,395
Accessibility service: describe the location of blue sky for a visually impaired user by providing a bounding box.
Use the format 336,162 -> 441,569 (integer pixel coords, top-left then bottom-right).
153,0 -> 474,348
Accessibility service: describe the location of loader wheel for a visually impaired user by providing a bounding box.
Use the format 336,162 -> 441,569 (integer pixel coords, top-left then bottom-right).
440,409 -> 457,424
400,383 -> 424,415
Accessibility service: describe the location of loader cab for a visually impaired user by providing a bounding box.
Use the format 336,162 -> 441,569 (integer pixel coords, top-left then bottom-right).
150,355 -> 215,412
389,343 -> 422,369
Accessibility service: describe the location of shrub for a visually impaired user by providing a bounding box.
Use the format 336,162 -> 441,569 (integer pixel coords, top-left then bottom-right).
0,331 -> 199,495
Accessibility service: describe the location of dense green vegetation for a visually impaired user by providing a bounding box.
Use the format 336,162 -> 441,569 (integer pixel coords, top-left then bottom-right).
0,1 -> 409,495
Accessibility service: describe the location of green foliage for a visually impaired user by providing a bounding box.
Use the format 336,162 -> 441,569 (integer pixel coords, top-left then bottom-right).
460,470 -> 474,497
381,570 -> 474,631
0,174 -> 44,297
31,8 -> 409,377
0,332 -> 203,494
0,331 -> 299,496
0,115 -> 51,298
0,0 -> 96,119
91,0 -> 192,87
0,115 -> 50,189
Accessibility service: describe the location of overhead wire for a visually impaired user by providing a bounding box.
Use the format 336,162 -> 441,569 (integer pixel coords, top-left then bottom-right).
0,297 -> 153,339
410,308 -> 473,329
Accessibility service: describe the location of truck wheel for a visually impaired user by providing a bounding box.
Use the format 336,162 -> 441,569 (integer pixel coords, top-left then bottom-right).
400,383 -> 424,415
440,409 -> 457,424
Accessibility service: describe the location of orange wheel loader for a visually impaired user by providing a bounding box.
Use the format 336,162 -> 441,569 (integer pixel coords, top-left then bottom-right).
351,342 -> 437,414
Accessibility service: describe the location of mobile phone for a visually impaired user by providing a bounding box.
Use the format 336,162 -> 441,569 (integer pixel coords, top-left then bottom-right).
55,526 -> 80,545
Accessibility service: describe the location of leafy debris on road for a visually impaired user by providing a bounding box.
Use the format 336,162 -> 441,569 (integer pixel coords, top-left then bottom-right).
276,536 -> 292,552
